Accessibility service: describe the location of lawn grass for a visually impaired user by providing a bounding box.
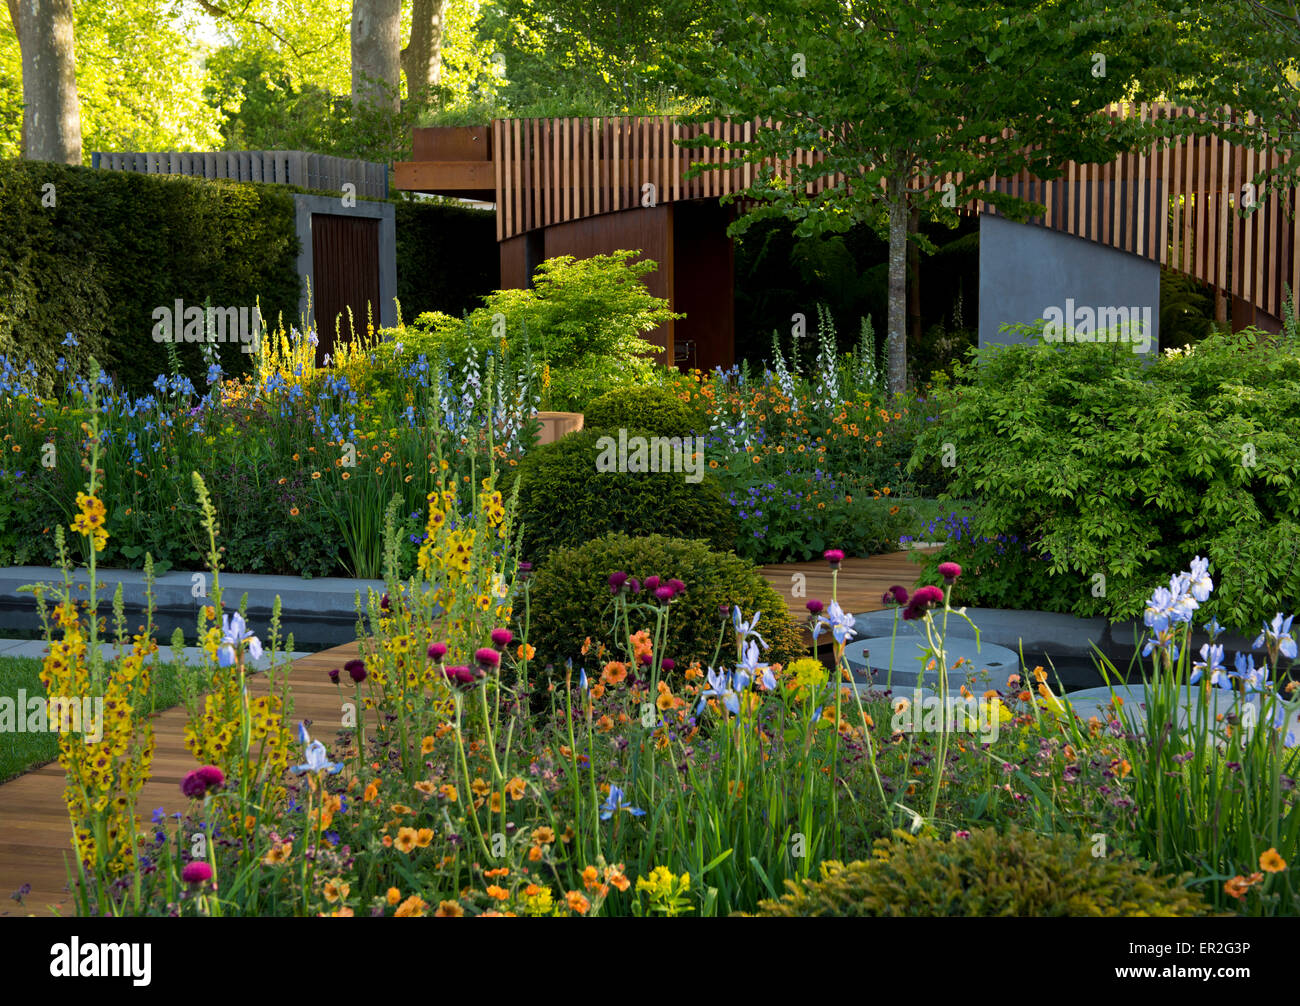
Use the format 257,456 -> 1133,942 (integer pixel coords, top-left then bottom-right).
0,654 -> 190,784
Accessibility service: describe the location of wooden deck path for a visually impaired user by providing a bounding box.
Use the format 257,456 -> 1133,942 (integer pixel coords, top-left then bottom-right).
0,641 -> 362,917
0,548 -> 937,916
759,547 -> 938,643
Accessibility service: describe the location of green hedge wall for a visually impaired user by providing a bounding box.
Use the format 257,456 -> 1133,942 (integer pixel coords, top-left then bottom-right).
394,199 -> 498,322
0,161 -> 300,393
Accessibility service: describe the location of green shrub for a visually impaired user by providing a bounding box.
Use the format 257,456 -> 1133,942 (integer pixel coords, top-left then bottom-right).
394,251 -> 681,411
513,427 -> 734,565
525,532 -> 804,674
909,327 -> 1300,628
754,828 -> 1215,917
394,199 -> 498,321
582,386 -> 704,438
0,161 -> 299,394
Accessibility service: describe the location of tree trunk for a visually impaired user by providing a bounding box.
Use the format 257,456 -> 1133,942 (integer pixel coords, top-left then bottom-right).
401,0 -> 446,100
16,0 -> 81,164
886,177 -> 909,393
351,0 -> 402,111
907,206 -> 922,349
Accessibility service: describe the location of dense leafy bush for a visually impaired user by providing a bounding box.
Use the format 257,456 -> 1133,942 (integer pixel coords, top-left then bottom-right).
910,329 -> 1300,628
512,428 -> 734,565
524,532 -> 804,674
754,829 -> 1214,917
394,199 -> 498,321
397,251 -> 680,410
0,161 -> 299,394
582,386 -> 704,437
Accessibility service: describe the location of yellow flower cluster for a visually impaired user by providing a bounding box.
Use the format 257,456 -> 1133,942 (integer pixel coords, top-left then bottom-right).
70,492 -> 108,553
40,605 -> 156,875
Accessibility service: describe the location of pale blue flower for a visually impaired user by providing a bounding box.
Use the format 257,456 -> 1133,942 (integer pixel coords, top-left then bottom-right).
599,784 -> 645,820
1190,643 -> 1226,687
217,612 -> 263,668
292,724 -> 344,774
1254,613 -> 1297,661
732,606 -> 768,650
1224,652 -> 1266,694
815,600 -> 858,645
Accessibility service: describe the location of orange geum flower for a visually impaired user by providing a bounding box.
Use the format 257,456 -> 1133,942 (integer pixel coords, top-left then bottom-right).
390,804 -> 413,815
323,879 -> 350,903
421,736 -> 436,755
565,891 -> 591,915
505,776 -> 527,801
263,842 -> 292,866
485,867 -> 510,879
415,828 -> 434,848
394,895 -> 427,917
602,661 -> 628,686
528,845 -> 543,862
387,887 -> 402,906
489,793 -> 504,812
434,901 -> 464,917
471,777 -> 490,797
1224,875 -> 1254,900
532,826 -> 555,845
439,784 -> 458,802
395,827 -> 419,853
485,885 -> 509,901
363,781 -> 379,802
414,780 -> 436,797
1260,848 -> 1287,873
605,865 -> 631,892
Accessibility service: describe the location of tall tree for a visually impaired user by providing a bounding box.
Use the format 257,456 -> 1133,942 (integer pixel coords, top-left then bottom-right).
11,0 -> 81,162
666,0 -> 1189,391
350,0 -> 401,110
401,0 -> 445,99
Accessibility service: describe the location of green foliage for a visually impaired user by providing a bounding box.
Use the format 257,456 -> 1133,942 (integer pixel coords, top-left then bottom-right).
909,329 -> 1300,627
512,428 -> 733,566
0,0 -> 222,160
394,200 -> 498,321
582,387 -> 704,438
398,251 -> 679,411
524,532 -> 804,673
0,161 -> 298,394
753,829 -> 1215,917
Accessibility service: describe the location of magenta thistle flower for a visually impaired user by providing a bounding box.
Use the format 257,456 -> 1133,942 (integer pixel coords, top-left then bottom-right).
912,585 -> 944,607
328,668 -> 340,684
654,585 -> 674,603
195,766 -> 225,790
667,578 -> 686,596
474,647 -> 501,669
380,592 -> 391,612
181,861 -> 214,885
427,642 -> 448,662
823,549 -> 845,570
490,628 -> 513,649
882,585 -> 909,606
446,665 -> 479,689
937,562 -> 962,584
627,577 -> 641,594
518,561 -> 533,580
344,659 -> 367,683
806,599 -> 825,616
661,658 -> 675,671
180,770 -> 209,799
644,575 -> 661,592
608,571 -> 628,593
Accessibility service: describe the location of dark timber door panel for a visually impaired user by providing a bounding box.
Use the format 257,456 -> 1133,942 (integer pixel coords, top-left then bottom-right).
312,213 -> 380,365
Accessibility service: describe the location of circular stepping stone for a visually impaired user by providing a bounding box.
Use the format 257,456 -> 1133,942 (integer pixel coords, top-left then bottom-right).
844,635 -> 1021,689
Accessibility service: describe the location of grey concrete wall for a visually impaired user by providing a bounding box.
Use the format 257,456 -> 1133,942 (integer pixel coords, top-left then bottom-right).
292,194 -> 398,332
978,212 -> 1159,354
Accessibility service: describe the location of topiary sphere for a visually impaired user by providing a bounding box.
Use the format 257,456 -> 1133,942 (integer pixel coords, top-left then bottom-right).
513,427 -> 734,566
522,532 -> 804,680
582,386 -> 704,439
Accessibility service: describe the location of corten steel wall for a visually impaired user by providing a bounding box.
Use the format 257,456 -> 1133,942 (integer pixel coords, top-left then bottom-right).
673,200 -> 735,372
